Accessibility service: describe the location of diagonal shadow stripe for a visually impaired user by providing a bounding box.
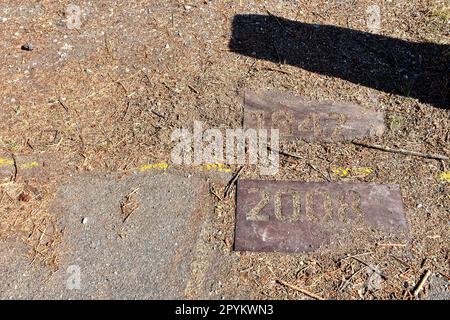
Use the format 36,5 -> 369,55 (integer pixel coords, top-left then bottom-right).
229,14 -> 449,110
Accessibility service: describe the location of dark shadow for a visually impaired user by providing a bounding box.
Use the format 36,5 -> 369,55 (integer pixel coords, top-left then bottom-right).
229,14 -> 449,109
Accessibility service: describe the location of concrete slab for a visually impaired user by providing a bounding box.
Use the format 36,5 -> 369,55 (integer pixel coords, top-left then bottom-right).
0,172 -> 231,299
0,239 -> 52,299
426,274 -> 449,300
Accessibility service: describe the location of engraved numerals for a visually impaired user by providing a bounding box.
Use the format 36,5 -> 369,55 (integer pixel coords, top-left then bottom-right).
305,188 -> 333,223
246,188 -> 270,221
274,189 -> 301,223
246,109 -> 348,140
245,187 -> 364,224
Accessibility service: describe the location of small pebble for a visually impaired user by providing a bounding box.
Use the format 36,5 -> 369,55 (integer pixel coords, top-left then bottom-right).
81,217 -> 88,224
18,192 -> 32,202
305,267 -> 315,276
21,43 -> 34,51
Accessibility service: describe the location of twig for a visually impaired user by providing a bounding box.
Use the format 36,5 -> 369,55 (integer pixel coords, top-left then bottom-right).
123,207 -> 138,223
150,109 -> 166,119
377,243 -> 407,247
58,98 -> 69,112
266,10 -> 283,27
11,154 -> 18,182
353,142 -> 449,161
339,266 -> 367,292
268,146 -> 303,160
116,81 -> 128,95
26,139 -> 34,150
224,166 -> 244,198
121,188 -> 139,223
277,279 -> 324,300
261,67 -> 291,75
104,34 -> 115,59
439,272 -> 450,281
81,69 -> 142,102
339,251 -> 373,263
30,226 -> 47,265
391,255 -> 409,267
126,188 -> 139,197
307,162 -> 331,182
312,11 -> 327,21
398,268 -> 411,279
210,186 -> 223,201
188,84 -> 199,94
352,256 -> 388,280
121,100 -> 131,121
413,270 -> 431,297
271,42 -> 282,65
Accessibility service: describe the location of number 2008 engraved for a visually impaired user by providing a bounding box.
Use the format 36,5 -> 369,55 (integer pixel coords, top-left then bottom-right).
246,187 -> 364,224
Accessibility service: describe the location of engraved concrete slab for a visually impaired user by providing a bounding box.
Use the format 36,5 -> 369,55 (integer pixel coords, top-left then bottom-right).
234,179 -> 408,253
244,91 -> 385,142
0,154 -> 55,182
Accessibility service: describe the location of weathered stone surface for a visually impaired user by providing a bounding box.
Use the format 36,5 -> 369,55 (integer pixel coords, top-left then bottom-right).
234,179 -> 408,253
51,173 -> 210,299
243,91 -> 385,142
0,239 -> 51,299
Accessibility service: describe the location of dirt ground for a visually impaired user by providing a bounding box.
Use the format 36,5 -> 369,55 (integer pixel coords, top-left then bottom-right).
0,0 -> 449,299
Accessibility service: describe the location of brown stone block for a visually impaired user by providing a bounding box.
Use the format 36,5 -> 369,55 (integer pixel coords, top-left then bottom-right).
235,179 -> 408,253
244,91 -> 385,142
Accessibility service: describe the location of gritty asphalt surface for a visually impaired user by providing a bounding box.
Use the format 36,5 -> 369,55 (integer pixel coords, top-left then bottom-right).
0,172 -> 232,299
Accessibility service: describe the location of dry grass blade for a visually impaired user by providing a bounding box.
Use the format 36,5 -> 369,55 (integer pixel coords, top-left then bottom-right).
268,146 -> 304,160
277,279 -> 325,300
121,188 -> 140,223
339,266 -> 367,292
413,270 -> 432,297
352,256 -> 388,280
11,154 -> 18,182
223,166 -> 244,198
353,142 -> 449,160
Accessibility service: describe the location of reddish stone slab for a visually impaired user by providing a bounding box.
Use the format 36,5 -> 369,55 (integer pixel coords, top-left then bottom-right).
234,179 -> 408,253
243,91 -> 385,142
